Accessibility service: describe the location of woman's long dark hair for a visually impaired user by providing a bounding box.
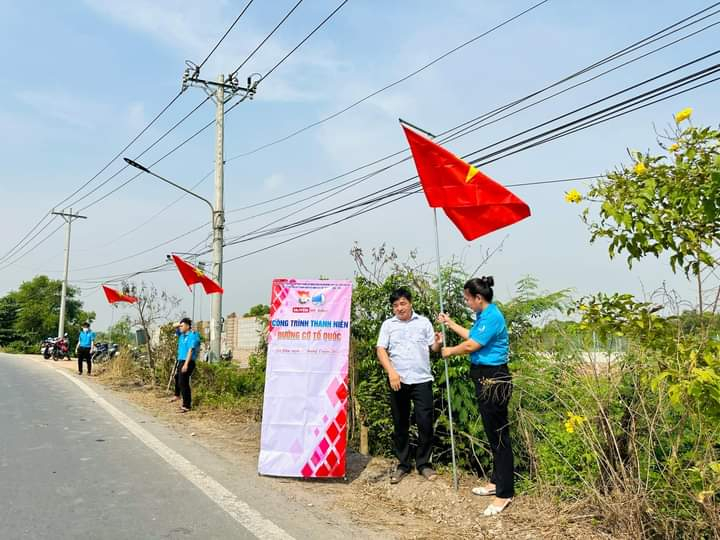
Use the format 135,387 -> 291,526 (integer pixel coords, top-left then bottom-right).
464,276 -> 494,303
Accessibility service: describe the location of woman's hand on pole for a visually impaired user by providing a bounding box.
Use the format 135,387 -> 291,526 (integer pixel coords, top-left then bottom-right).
432,332 -> 443,352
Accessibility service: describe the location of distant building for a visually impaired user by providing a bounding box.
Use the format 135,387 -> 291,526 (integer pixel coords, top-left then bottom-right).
222,312 -> 264,367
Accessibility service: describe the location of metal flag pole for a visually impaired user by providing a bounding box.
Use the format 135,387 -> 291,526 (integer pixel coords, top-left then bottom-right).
434,208 -> 459,491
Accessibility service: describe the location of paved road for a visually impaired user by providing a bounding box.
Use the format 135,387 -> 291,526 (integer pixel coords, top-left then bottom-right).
0,353 -> 367,540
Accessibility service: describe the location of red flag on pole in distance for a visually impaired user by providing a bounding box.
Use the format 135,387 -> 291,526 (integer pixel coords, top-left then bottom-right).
171,255 -> 224,295
102,285 -> 138,304
401,124 -> 531,240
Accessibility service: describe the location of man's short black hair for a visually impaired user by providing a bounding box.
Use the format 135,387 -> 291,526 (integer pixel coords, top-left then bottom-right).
82,322 -> 90,328
179,317 -> 192,327
389,287 -> 413,305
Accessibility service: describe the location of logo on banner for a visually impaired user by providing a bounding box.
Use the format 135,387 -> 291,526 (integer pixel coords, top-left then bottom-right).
311,293 -> 325,306
297,291 -> 311,304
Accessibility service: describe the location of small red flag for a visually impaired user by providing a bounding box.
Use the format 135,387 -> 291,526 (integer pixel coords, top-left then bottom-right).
102,285 -> 138,304
402,124 -> 531,240
171,255 -> 223,295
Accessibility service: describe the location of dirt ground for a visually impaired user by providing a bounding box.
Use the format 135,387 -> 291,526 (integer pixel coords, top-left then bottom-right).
50,356 -> 620,539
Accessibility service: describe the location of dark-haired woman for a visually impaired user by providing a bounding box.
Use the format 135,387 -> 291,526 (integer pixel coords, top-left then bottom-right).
438,276 -> 514,516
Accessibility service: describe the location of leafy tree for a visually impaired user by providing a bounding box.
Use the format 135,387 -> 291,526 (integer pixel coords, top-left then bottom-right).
580,110 -> 720,314
0,296 -> 20,346
243,304 -> 270,317
98,315 -> 134,346
3,275 -> 94,349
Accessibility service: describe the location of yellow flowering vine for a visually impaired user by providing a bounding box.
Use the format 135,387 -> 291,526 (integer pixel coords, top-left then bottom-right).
674,107 -> 692,123
565,412 -> 586,434
564,189 -> 582,204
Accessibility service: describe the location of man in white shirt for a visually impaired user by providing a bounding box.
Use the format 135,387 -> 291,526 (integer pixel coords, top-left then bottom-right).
377,287 -> 441,484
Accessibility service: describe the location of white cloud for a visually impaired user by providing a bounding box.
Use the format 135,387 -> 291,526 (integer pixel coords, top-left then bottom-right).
82,0 -> 345,104
14,90 -> 110,130
263,173 -> 284,191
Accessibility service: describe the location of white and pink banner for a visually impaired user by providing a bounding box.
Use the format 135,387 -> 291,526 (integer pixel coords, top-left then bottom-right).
258,279 -> 352,478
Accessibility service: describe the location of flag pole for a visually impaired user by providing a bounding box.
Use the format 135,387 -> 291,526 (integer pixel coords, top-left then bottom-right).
434,208 -> 459,491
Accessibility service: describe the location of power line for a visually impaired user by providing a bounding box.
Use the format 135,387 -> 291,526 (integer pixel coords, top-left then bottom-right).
258,0 -> 351,81
51,0 -> 353,261
69,174 -> 599,287
85,170 -> 215,250
71,48 -> 720,279
44,14 -> 720,282
0,90 -> 185,265
230,0 -> 305,78
75,53 -> 720,279
48,1 -> 350,272
222,6 -> 720,214
226,0 -> 552,162
221,176 -> 599,264
53,0 -> 717,269
75,0 -> 322,213
0,221 -> 66,272
221,46 -> 720,242
0,0 -> 259,264
214,59 -> 720,255
197,0 -> 257,69
464,52 -> 720,164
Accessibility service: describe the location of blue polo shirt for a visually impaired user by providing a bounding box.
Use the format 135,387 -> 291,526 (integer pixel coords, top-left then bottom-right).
468,303 -> 508,366
78,330 -> 96,348
176,330 -> 201,363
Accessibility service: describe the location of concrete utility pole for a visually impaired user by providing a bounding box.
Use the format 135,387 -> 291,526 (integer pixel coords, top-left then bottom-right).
211,74 -> 226,364
51,209 -> 87,338
181,64 -> 258,361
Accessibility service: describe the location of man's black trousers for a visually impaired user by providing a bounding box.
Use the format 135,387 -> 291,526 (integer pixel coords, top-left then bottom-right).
388,380 -> 434,472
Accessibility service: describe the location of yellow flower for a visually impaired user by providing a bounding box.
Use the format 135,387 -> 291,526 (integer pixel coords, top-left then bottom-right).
668,143 -> 680,152
674,107 -> 693,123
578,304 -> 588,311
634,162 -> 647,175
565,412 -> 586,433
564,189 -> 582,204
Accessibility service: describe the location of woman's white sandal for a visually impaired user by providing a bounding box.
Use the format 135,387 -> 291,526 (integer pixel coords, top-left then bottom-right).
471,486 -> 496,496
483,498 -> 512,516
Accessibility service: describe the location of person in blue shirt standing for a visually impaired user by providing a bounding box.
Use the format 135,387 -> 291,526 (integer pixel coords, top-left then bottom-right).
173,317 -> 200,412
75,322 -> 96,375
438,276 -> 514,516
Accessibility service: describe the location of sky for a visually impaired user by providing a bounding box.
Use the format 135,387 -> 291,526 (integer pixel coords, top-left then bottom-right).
0,0 -> 718,330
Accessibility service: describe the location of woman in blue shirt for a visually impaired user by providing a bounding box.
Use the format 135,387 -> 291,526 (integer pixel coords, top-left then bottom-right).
439,276 -> 514,516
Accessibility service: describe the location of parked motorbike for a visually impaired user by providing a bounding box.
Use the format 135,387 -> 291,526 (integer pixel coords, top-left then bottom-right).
55,335 -> 70,361
91,342 -> 119,362
41,338 -> 54,359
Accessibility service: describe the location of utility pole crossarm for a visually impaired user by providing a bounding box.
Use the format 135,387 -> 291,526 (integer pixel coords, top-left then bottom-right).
180,60 -> 259,362
51,209 -> 87,339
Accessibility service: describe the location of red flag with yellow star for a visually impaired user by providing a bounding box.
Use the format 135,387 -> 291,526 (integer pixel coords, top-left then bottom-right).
102,284 -> 138,304
401,124 -> 530,240
171,255 -> 223,295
